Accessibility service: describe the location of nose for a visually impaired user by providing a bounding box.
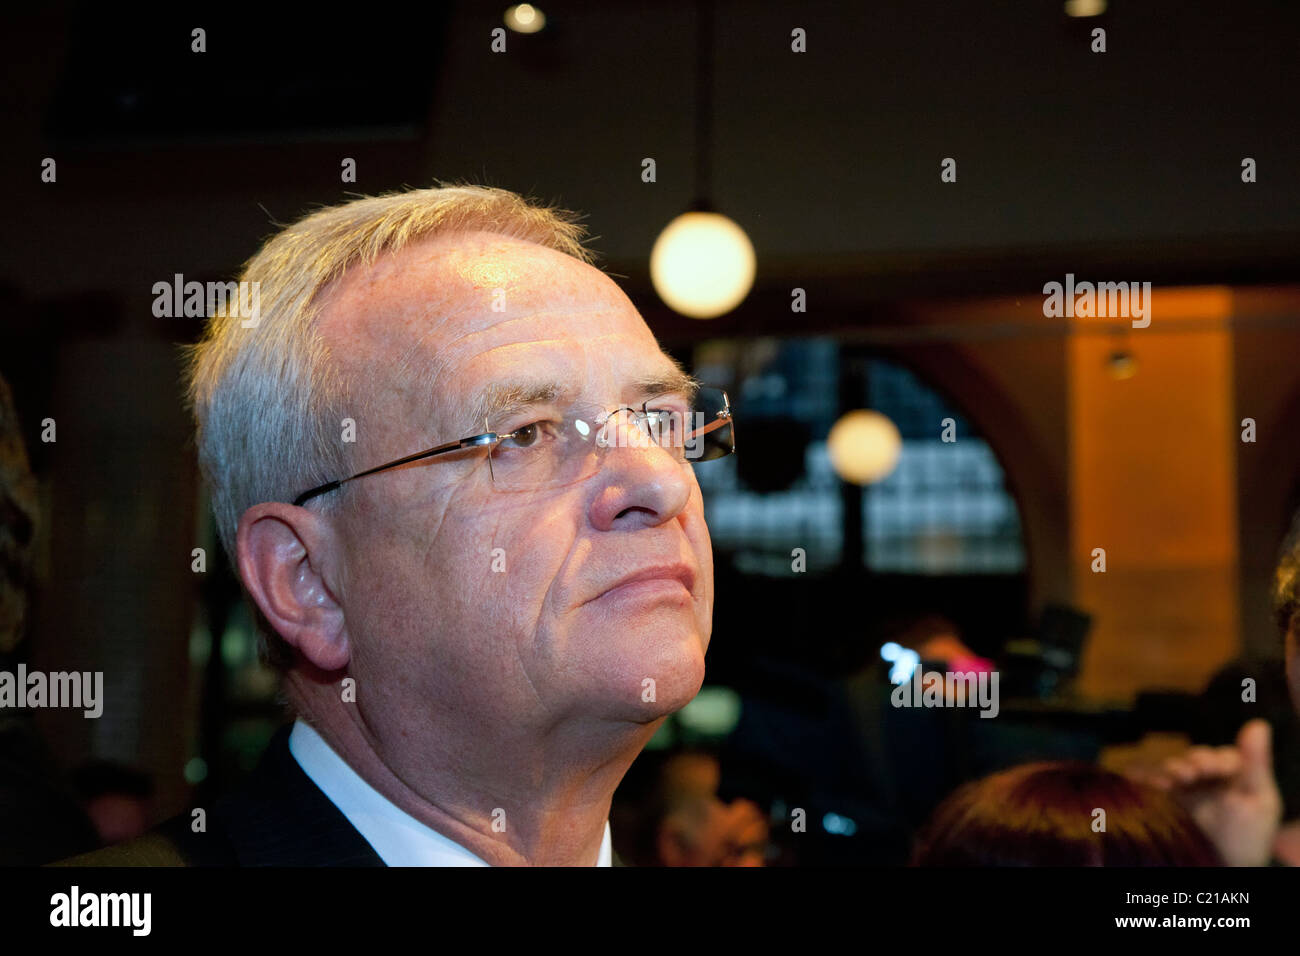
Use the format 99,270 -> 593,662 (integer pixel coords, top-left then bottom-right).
587,423 -> 693,532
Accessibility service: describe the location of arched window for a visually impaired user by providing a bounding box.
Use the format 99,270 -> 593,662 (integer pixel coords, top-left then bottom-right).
863,358 -> 1024,573
691,338 -> 1025,577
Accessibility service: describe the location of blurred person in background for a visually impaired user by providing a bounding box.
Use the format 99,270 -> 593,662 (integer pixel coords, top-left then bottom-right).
912,761 -> 1224,866
891,614 -> 991,674
0,373 -> 100,863
1278,506 -> 1300,719
1273,505 -> 1300,862
617,750 -> 768,866
71,761 -> 154,847
1191,658 -> 1300,865
655,752 -> 768,867
1141,720 -> 1281,866
1130,506 -> 1300,865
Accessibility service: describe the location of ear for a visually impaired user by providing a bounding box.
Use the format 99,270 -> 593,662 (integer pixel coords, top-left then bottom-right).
236,502 -> 350,672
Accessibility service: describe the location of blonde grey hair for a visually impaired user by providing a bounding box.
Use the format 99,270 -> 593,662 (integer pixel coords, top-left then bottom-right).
183,183 -> 595,667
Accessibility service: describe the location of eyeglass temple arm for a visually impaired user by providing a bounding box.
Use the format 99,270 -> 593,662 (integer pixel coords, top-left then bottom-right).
687,410 -> 732,441
293,433 -> 498,506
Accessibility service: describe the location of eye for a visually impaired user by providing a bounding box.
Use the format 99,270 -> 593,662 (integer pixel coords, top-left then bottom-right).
501,420 -> 554,450
646,406 -> 687,421
645,396 -> 690,420
645,407 -> 688,437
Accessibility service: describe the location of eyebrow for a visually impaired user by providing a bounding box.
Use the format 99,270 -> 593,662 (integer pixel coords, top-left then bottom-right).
462,365 -> 700,434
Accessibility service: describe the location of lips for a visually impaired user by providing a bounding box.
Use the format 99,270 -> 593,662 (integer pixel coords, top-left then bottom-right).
592,563 -> 695,604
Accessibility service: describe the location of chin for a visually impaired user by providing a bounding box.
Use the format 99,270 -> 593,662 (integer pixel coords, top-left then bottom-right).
585,626 -> 708,723
640,645 -> 708,717
559,597 -> 712,717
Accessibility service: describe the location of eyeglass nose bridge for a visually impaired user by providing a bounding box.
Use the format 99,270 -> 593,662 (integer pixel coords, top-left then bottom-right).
593,406 -> 658,450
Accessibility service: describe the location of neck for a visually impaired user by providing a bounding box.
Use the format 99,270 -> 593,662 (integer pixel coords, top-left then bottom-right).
283,672 -> 656,865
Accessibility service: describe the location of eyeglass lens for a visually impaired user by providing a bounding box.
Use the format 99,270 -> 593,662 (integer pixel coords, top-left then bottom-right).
486,387 -> 733,490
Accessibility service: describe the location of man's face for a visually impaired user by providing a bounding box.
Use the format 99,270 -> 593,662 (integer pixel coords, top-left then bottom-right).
315,231 -> 714,759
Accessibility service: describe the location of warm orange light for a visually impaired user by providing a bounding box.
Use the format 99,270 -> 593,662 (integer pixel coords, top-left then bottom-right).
505,4 -> 546,33
650,211 -> 756,319
827,410 -> 902,485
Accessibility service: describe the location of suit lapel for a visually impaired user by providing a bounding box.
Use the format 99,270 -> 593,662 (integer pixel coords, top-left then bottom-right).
216,724 -> 385,866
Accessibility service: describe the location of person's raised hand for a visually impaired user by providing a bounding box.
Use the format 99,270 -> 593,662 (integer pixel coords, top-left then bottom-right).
1146,719 -> 1281,866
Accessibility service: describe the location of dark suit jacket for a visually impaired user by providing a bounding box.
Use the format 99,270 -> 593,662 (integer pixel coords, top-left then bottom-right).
54,725 -> 384,866
54,724 -> 628,866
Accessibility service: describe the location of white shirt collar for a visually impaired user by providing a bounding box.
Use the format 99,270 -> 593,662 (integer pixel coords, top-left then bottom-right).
287,718 -> 612,867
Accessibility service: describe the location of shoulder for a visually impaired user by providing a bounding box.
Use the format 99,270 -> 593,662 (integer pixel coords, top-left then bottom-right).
50,812 -> 236,867
52,723 -> 385,867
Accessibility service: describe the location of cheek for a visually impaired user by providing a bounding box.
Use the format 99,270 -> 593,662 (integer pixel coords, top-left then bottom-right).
684,493 -> 715,603
465,497 -> 582,631
339,495 -> 488,646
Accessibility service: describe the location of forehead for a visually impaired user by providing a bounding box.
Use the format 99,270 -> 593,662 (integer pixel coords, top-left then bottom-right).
318,231 -> 680,421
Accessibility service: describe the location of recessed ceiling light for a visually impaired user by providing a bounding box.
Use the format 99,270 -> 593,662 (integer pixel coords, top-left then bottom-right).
1065,0 -> 1107,17
505,4 -> 546,33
